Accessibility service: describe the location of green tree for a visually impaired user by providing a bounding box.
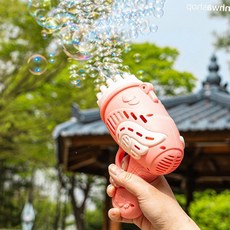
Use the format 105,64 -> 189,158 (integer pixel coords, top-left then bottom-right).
212,0 -> 230,51
122,43 -> 196,96
189,190 -> 230,230
0,0 -> 68,227
58,170 -> 106,230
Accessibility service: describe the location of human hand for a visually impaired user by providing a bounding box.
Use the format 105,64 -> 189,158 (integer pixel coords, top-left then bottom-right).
107,164 -> 200,230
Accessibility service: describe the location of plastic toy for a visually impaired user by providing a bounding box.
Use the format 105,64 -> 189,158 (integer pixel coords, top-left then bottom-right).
97,73 -> 185,219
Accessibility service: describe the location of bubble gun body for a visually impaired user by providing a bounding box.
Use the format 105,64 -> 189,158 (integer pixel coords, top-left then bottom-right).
96,73 -> 185,219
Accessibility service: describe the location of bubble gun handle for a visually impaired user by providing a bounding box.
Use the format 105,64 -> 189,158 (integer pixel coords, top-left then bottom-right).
97,73 -> 185,219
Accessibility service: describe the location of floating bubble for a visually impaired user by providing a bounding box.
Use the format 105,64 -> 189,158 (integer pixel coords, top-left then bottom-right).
136,69 -> 145,79
71,79 -> 82,88
94,75 -> 106,91
44,17 -> 61,32
154,8 -> 164,18
41,29 -> 49,39
120,65 -> 130,73
48,53 -> 55,64
72,26 -> 97,54
123,43 -> 132,53
139,20 -> 151,34
88,67 -> 98,78
54,12 -> 77,27
70,72 -> 79,79
34,9 -> 47,27
150,24 -> 158,33
28,0 -> 52,8
155,0 -> 165,9
80,73 -> 86,80
27,54 -> 48,75
28,0 -> 54,27
78,41 -> 95,54
64,47 -> 92,61
59,23 -> 79,45
94,0 -> 105,5
60,0 -> 78,9
134,0 -> 147,9
127,28 -> 139,39
69,66 -> 88,80
87,8 -> 101,20
133,53 -> 142,63
28,0 -> 47,16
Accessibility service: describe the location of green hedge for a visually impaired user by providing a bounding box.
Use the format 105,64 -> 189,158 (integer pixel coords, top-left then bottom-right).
189,190 -> 230,230
84,190 -> 230,230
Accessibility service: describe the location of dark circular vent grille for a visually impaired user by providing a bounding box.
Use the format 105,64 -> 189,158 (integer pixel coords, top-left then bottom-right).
156,154 -> 182,174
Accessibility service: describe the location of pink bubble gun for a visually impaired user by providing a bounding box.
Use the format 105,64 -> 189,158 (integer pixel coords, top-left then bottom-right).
96,73 -> 185,219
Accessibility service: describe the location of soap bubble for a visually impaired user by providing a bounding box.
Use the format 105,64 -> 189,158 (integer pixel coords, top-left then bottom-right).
54,12 -> 77,27
72,26 -> 97,54
27,54 -> 48,75
63,47 -> 92,61
155,0 -> 165,9
150,24 -> 158,33
28,0 -> 54,27
59,23 -> 79,45
133,53 -> 142,63
28,0 -> 50,16
48,53 -> 55,64
28,0 -> 167,86
136,69 -> 145,79
154,9 -> 164,18
44,17 -> 61,32
71,79 -> 82,88
41,29 -> 49,39
60,0 -> 79,9
134,0 -> 147,9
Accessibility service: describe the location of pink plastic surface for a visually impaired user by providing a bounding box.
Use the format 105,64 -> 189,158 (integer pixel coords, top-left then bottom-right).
99,80 -> 185,219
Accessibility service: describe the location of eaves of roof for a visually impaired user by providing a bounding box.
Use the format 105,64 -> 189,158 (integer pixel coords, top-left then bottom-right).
53,87 -> 230,138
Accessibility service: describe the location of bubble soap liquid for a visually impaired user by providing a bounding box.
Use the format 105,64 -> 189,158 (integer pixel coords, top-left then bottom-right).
96,73 -> 185,219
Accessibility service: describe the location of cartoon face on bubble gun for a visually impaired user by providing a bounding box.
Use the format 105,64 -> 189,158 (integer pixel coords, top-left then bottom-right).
96,73 -> 185,219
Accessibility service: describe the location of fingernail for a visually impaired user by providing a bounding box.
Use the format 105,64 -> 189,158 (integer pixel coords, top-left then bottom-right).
109,164 -> 123,176
110,211 -> 117,217
107,184 -> 113,190
110,178 -> 119,188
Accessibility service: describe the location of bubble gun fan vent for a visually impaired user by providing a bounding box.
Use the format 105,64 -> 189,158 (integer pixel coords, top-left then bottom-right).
97,73 -> 185,219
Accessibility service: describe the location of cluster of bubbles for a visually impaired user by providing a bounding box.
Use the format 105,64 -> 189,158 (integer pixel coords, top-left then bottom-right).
28,0 -> 166,88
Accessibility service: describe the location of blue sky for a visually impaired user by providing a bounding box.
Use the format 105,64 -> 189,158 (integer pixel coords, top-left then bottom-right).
134,0 -> 229,91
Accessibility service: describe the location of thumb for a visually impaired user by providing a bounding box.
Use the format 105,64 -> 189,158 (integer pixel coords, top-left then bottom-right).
108,164 -> 154,198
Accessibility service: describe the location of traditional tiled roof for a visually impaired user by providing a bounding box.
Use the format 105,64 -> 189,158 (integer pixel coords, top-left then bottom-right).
53,54 -> 230,139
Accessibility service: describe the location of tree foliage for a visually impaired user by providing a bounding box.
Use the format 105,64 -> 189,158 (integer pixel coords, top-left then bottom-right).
189,190 -> 230,230
58,169 -> 106,230
123,43 -> 196,96
0,0 -> 69,227
211,0 -> 230,51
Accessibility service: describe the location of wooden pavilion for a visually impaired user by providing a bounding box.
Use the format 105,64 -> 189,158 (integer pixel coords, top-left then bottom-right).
53,55 -> 230,229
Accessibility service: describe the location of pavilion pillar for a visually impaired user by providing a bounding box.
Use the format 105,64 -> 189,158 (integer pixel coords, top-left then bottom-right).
102,149 -> 122,230
185,172 -> 195,213
103,187 -> 121,230
184,147 -> 201,213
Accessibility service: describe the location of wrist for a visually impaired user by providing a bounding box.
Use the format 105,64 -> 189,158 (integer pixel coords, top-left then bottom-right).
169,211 -> 200,230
